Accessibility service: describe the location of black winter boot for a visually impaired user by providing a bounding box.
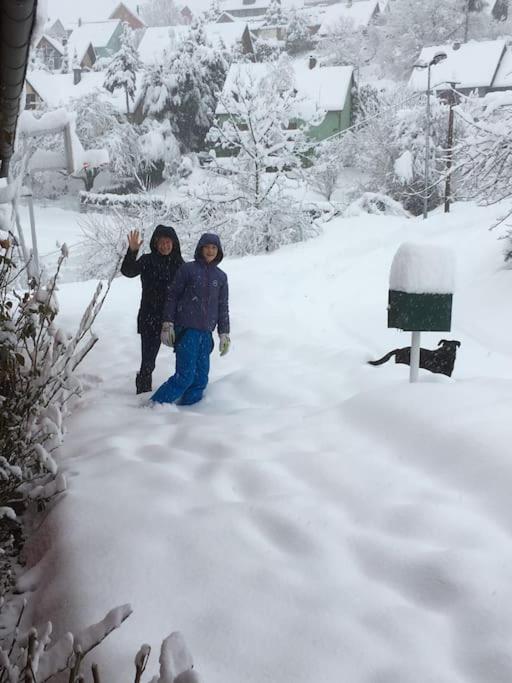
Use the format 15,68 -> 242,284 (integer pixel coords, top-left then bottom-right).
136,373 -> 152,394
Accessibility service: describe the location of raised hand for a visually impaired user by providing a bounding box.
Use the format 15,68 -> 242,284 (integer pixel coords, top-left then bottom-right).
127,230 -> 143,252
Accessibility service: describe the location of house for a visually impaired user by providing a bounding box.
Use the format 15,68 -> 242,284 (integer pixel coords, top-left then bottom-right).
47,18 -> 69,42
65,30 -> 96,70
24,69 -> 143,113
487,41 -> 512,91
315,0 -> 381,35
137,22 -> 255,64
215,59 -> 354,152
222,0 -> 306,19
66,19 -> 124,64
35,34 -> 65,71
221,0 -> 271,19
109,2 -> 146,30
483,0 -> 509,20
408,39 -> 507,97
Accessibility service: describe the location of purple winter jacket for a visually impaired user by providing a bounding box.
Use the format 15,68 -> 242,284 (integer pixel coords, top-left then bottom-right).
163,233 -> 230,334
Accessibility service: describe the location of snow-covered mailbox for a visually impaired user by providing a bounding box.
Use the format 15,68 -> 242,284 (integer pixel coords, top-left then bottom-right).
388,242 -> 455,382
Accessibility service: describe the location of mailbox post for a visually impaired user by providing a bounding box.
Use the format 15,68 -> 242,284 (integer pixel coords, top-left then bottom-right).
388,243 -> 455,382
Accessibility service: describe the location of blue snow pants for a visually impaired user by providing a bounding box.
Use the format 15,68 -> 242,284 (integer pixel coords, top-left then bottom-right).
150,328 -> 213,406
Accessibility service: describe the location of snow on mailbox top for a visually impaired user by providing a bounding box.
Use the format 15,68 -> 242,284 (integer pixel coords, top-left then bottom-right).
389,242 -> 455,294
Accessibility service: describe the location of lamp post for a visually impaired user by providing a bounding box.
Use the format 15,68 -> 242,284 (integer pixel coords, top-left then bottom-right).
413,52 -> 447,219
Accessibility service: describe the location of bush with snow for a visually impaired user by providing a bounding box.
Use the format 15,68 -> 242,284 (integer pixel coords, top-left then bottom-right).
0,243 -> 112,597
0,603 -> 201,683
344,192 -> 412,217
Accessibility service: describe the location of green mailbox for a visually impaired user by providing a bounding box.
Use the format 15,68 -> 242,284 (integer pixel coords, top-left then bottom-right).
387,243 -> 455,382
388,242 -> 455,333
388,290 -> 452,331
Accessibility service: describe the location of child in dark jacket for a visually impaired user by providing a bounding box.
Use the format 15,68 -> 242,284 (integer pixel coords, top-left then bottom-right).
121,224 -> 184,394
150,233 -> 230,406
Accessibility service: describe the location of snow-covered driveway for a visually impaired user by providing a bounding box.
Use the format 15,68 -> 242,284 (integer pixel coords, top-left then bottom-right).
23,204 -> 512,683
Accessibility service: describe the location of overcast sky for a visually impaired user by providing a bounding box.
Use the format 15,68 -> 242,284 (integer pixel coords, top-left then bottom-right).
45,0 -> 211,25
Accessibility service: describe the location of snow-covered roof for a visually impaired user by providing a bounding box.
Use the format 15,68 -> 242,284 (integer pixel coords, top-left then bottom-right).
222,0 -> 271,11
38,33 -> 65,54
67,20 -> 121,60
217,60 -> 353,117
138,22 -> 250,63
26,70 -> 142,113
491,45 -> 512,88
408,39 -> 506,91
222,0 -> 303,12
316,0 -> 379,33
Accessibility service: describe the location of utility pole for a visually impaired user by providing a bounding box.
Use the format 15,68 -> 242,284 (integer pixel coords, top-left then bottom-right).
444,83 -> 458,213
412,52 -> 447,220
464,0 -> 470,42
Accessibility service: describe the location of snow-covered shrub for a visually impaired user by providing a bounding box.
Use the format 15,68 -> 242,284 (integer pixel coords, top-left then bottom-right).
138,119 -> 181,185
220,199 -> 320,255
0,604 -> 200,683
344,192 -> 412,217
257,37 -> 285,62
0,243 -> 112,594
71,93 -> 142,186
79,191 -> 168,213
308,137 -> 345,200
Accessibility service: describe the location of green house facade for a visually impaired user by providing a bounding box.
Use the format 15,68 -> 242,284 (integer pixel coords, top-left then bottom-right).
213,61 -> 354,156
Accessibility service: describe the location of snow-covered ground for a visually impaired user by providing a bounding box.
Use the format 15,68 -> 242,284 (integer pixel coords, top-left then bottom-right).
19,200 -> 512,683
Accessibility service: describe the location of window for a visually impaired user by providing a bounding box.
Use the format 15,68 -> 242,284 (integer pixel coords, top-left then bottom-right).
25,93 -> 36,110
243,0 -> 256,5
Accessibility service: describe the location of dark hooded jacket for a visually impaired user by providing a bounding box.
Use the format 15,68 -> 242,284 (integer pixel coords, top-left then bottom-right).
121,225 -> 184,335
162,233 -> 230,334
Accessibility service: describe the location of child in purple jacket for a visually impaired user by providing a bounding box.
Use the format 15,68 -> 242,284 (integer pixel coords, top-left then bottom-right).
150,233 -> 230,406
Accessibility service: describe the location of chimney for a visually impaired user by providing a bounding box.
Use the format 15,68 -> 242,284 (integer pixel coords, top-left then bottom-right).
73,66 -> 82,84
309,55 -> 317,69
78,16 -> 82,27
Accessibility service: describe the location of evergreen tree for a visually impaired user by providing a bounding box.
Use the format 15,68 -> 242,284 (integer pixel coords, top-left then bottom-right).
140,62 -> 175,120
285,9 -> 313,55
263,0 -> 285,26
203,0 -> 221,23
168,20 -> 228,151
103,23 -> 140,115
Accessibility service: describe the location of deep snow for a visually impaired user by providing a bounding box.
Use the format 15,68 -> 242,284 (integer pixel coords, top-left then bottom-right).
17,200 -> 512,683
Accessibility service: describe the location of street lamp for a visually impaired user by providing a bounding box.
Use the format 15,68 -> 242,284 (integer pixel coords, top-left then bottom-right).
413,52 -> 447,219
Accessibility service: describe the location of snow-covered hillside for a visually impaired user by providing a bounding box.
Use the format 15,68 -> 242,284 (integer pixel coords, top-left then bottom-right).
21,201 -> 512,683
